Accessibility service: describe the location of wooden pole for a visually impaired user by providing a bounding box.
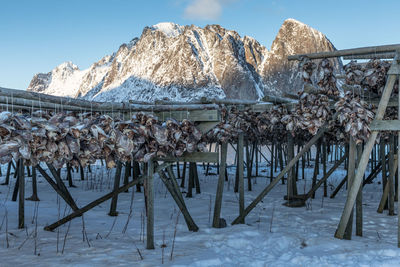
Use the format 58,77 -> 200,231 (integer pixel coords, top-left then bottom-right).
18,159 -> 24,229
335,70 -> 397,239
26,166 -> 40,201
146,160 -> 155,249
238,133 -> 245,224
356,144 -> 363,236
109,161 -> 123,216
123,161 -> 131,192
1,161 -> 12,185
323,141 -> 327,197
343,137 -> 356,240
388,135 -> 395,215
212,142 -> 228,228
311,141 -> 321,199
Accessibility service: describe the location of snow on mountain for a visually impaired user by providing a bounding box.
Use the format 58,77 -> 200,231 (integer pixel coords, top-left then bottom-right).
27,19 -> 342,101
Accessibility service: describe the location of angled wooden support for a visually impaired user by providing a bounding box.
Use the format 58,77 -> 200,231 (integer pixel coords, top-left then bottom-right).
26,166 -> 40,201
212,142 -> 228,228
232,118 -> 332,225
46,163 -> 79,211
44,162 -> 171,232
304,151 -> 348,201
335,67 -> 398,239
36,165 -> 79,212
157,166 -> 199,231
377,155 -> 398,213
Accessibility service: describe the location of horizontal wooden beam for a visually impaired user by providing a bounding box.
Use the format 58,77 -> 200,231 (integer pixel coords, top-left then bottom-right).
157,152 -> 219,163
155,109 -> 219,122
343,52 -> 395,60
370,120 -> 400,131
288,44 -> 400,61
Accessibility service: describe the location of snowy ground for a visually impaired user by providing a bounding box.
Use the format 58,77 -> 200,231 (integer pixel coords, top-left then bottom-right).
0,152 -> 400,266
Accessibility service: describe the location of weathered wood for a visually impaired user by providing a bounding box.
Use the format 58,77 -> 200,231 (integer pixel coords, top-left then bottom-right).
398,76 -> 400,248
323,141 -> 328,197
305,151 -> 348,201
370,120 -> 400,131
335,71 -> 397,239
123,161 -> 131,192
186,163 -> 194,198
212,142 -> 228,228
232,119 -> 330,225
330,175 -> 348,198
66,164 -> 75,188
343,52 -> 395,60
311,141 -> 321,199
388,135 -> 395,215
155,110 -> 219,122
378,155 -> 398,213
1,161 -> 12,185
262,95 -> 293,104
344,137 -> 356,240
238,133 -> 245,224
44,162 -> 171,231
287,134 -> 297,200
245,139 -> 252,191
356,144 -> 363,236
146,160 -> 155,249
156,152 -> 219,163
288,43 -> 400,61
159,166 -> 199,232
26,167 -> 40,201
109,161 -> 123,216
18,159 -> 24,229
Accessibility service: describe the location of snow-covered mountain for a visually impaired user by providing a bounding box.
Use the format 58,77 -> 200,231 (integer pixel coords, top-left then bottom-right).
27,19 -> 341,101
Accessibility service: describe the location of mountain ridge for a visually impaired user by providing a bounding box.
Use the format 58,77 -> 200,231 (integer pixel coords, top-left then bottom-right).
28,19 -> 342,101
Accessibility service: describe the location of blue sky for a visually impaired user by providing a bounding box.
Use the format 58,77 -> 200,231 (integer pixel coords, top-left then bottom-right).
1,0 -> 399,89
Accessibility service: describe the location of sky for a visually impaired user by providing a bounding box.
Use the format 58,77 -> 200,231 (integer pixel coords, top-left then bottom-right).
0,0 -> 399,90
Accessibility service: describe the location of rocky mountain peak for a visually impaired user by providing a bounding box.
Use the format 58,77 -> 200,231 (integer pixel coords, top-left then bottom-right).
27,19 -> 342,101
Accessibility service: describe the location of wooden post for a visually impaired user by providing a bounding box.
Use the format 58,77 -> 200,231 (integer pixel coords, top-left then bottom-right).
238,133 -> 245,224
132,161 -> 141,192
381,140 -> 388,209
330,175 -> 348,199
270,143 -> 274,183
146,160 -> 155,249
26,166 -> 40,201
212,142 -> 228,228
1,161 -> 12,185
18,159 -> 24,229
388,135 -> 395,216
66,163 -> 75,188
311,141 -> 321,199
245,139 -> 252,190
398,74 -> 400,248
181,162 -> 187,188
344,137 -> 356,240
80,164 -> 85,181
356,144 -> 363,236
287,134 -> 297,200
123,161 -> 131,192
186,163 -> 194,198
193,163 -> 201,194
109,161 -> 122,216
323,141 -> 327,197
335,69 -> 397,239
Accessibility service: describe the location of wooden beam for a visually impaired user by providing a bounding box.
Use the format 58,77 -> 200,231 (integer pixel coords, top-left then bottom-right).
155,109 -> 219,122
156,152 -> 219,163
18,159 -> 24,229
370,120 -> 400,131
288,44 -> 400,61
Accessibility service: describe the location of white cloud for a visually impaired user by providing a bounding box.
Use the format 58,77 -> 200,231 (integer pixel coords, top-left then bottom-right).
184,0 -> 222,20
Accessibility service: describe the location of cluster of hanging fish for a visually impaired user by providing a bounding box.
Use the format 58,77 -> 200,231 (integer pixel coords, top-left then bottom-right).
0,111 -> 207,168
205,105 -> 290,144
344,59 -> 399,96
334,91 -> 375,144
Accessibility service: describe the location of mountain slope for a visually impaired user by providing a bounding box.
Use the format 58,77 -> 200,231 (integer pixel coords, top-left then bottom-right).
27,19 -> 341,101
